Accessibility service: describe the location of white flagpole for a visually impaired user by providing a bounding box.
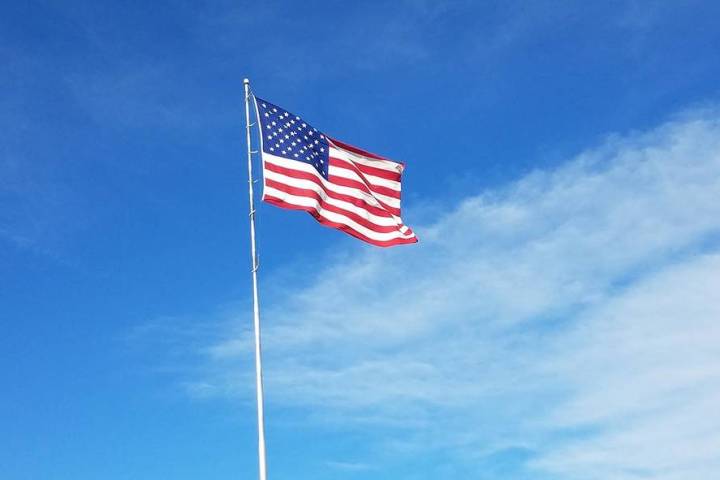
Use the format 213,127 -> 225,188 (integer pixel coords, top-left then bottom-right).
243,77 -> 268,480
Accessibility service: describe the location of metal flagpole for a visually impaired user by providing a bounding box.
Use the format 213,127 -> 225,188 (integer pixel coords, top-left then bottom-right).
243,77 -> 268,480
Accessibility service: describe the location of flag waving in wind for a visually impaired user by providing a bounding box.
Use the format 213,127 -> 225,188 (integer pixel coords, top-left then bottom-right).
253,96 -> 418,247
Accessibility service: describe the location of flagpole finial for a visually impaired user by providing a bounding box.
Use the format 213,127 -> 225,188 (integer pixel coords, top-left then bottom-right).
244,78 -> 250,85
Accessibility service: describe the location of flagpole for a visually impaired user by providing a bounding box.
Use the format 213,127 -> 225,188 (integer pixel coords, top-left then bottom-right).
243,77 -> 268,480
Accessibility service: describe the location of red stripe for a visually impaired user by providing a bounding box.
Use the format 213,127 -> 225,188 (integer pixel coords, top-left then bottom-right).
264,180 -> 405,234
330,155 -> 402,182
264,161 -> 402,217
264,195 -> 418,247
330,157 -> 400,191
327,173 -> 401,201
264,163 -> 398,219
356,163 -> 401,182
328,137 -> 399,163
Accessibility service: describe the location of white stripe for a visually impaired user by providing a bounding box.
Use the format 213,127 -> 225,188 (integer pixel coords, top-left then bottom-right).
328,146 -> 403,173
263,154 -> 401,211
323,155 -> 401,208
264,186 -> 416,241
329,163 -> 402,191
263,169 -> 405,228
326,165 -> 401,206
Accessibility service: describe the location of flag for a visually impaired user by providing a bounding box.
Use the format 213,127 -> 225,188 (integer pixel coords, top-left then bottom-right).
253,96 -> 418,247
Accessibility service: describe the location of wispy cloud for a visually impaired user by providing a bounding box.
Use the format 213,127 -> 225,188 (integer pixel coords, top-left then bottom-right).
325,460 -> 373,472
533,253 -> 720,479
0,45 -> 87,257
147,107 -> 720,478
0,154 -> 82,258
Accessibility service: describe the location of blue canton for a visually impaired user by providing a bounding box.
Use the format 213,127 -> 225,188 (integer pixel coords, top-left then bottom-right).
255,97 -> 330,179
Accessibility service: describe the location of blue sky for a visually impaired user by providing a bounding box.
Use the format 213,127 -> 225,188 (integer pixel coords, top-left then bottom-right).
2,1 -> 720,479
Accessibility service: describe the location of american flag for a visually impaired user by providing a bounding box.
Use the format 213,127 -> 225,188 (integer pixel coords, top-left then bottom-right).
253,96 -> 418,247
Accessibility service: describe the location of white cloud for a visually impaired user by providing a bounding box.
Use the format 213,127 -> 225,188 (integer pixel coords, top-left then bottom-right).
0,154 -> 81,257
533,254 -> 720,480
325,460 -> 373,472
164,108 -> 720,478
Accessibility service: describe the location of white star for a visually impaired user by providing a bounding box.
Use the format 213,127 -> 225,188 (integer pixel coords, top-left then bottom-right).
294,153 -> 299,158
264,112 -> 269,117
267,135 -> 272,140
279,139 -> 284,144
272,108 -> 277,112
284,134 -> 289,139
301,123 -> 306,128
309,131 -> 314,136
282,150 -> 286,154
271,121 -> 276,126
269,147 -> 274,151
262,103 -> 267,108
